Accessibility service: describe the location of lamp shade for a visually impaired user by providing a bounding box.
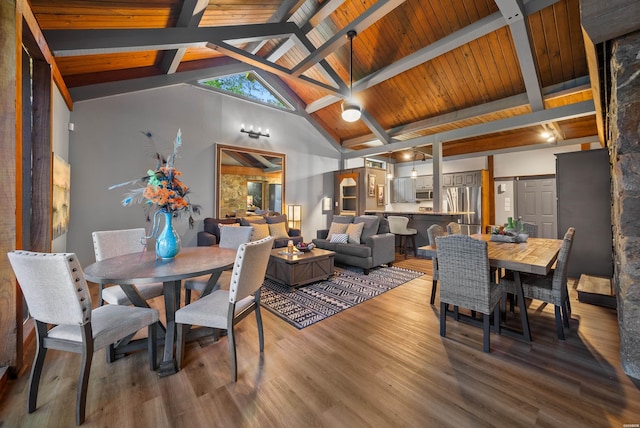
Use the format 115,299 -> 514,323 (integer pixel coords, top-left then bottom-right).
341,101 -> 361,122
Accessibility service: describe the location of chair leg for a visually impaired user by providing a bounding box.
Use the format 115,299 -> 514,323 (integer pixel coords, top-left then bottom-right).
184,288 -> 192,305
255,294 -> 264,353
554,305 -> 566,340
439,302 -> 447,337
483,313 -> 491,353
28,321 -> 49,414
402,236 -> 408,259
561,301 -> 570,328
77,324 -> 94,426
430,279 -> 437,305
453,306 -> 459,321
148,323 -> 158,370
227,307 -> 238,382
176,323 -> 188,370
411,235 -> 417,257
493,303 -> 501,335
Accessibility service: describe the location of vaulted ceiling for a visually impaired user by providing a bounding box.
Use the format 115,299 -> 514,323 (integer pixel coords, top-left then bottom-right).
31,0 -> 602,164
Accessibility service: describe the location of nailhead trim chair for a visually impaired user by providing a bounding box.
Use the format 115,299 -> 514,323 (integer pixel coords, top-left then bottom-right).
7,251 -> 159,425
175,236 -> 273,382
183,225 -> 254,303
92,228 -> 164,306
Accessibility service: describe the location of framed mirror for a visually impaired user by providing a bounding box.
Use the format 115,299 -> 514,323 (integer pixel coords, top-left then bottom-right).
216,144 -> 285,218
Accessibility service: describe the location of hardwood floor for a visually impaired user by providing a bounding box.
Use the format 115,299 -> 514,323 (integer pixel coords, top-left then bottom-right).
1,254 -> 638,427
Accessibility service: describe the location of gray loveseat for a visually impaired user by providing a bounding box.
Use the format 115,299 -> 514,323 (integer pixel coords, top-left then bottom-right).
312,215 -> 395,274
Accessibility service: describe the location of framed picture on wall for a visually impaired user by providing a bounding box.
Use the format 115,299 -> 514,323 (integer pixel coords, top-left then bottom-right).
377,184 -> 385,206
52,154 -> 71,239
368,174 -> 376,196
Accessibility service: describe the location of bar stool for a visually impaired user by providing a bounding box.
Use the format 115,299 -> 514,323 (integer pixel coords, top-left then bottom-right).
388,216 -> 418,259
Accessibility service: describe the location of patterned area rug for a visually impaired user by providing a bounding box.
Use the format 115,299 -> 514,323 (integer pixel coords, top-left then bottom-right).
260,266 -> 423,329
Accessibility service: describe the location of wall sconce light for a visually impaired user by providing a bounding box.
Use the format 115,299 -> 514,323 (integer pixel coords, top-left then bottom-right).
241,124 -> 270,138
287,204 -> 302,230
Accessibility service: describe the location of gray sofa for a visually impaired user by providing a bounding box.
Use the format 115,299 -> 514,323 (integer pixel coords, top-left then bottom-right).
197,215 -> 303,248
312,215 -> 395,274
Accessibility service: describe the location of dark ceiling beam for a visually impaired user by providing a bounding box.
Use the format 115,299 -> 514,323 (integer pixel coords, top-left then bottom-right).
70,59 -> 253,102
306,0 -> 558,113
289,0 -> 406,77
359,110 -> 394,145
45,23 -> 299,56
580,0 -> 640,45
342,100 -> 596,159
208,39 -> 343,95
495,0 -> 544,111
161,0 -> 208,75
244,0 -> 307,54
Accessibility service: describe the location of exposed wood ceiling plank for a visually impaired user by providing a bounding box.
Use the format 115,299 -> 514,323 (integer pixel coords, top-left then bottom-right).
161,0 -> 208,75
495,0 -> 544,111
305,0 -> 558,114
45,23 -> 299,57
290,0 -> 407,77
342,100 -> 595,158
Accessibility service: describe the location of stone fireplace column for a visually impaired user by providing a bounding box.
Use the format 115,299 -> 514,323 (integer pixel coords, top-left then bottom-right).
610,30 -> 640,380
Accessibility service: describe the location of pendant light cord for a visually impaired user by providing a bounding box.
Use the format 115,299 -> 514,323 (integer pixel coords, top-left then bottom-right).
347,30 -> 356,99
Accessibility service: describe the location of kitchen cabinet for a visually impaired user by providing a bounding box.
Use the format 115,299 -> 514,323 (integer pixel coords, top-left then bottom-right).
415,175 -> 433,190
442,171 -> 481,187
392,177 -> 416,203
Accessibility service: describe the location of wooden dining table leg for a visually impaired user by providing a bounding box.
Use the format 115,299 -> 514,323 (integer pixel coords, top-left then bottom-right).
513,271 -> 532,342
158,280 -> 181,377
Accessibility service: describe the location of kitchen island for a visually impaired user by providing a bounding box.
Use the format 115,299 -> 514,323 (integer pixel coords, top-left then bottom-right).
364,210 -> 470,248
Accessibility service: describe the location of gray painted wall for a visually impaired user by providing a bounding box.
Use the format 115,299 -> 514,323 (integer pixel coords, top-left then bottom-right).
67,84 -> 340,266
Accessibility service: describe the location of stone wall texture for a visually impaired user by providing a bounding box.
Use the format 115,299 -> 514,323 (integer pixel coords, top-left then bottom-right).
611,30 -> 640,380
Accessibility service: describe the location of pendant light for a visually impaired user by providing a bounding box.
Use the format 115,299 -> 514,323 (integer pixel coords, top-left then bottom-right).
411,149 -> 418,178
341,30 -> 361,122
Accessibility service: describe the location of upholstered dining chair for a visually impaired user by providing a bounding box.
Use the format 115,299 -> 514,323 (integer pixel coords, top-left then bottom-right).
7,251 -> 159,426
446,221 -> 462,235
183,225 -> 254,304
175,236 -> 273,382
500,227 -> 575,340
427,224 -> 446,305
435,234 -> 502,352
521,222 -> 538,238
92,228 -> 164,306
388,215 -> 418,259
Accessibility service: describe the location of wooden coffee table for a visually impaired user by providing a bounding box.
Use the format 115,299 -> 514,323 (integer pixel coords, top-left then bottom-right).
265,248 -> 335,287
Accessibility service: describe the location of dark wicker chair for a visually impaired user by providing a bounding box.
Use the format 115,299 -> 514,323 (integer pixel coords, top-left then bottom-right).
426,224 -> 445,305
435,234 -> 502,352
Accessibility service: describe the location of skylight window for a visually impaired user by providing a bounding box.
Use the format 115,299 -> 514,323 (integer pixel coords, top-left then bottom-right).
199,71 -> 293,110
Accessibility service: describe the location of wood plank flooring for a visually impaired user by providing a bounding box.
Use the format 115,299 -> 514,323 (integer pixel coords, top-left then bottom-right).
1,254 -> 638,427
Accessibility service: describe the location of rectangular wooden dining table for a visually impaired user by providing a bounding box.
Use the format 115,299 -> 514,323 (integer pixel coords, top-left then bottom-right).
417,234 -> 563,342
84,246 -> 237,376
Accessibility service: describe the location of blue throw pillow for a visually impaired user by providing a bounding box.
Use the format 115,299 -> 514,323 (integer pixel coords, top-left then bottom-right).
329,233 -> 349,244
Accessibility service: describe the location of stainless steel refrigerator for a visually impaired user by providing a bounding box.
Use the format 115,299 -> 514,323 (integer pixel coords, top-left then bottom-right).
445,186 -> 482,234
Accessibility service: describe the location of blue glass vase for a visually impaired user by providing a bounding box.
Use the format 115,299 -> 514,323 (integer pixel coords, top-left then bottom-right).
155,211 -> 181,259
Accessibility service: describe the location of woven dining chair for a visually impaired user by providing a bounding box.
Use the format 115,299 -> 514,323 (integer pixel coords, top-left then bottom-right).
499,227 -> 575,340
435,234 -> 502,352
427,224 -> 446,305
183,225 -> 254,303
175,236 -> 273,382
92,228 -> 164,306
7,251 -> 159,425
446,221 -> 462,235
521,222 -> 538,238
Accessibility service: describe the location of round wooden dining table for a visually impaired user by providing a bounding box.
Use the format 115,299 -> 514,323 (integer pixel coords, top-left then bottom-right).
84,246 -> 237,376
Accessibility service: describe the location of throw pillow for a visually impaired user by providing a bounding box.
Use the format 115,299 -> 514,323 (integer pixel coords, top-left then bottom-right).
345,222 -> 365,244
265,214 -> 289,232
251,223 -> 270,241
354,215 -> 381,243
240,216 -> 267,226
219,223 -> 240,228
329,233 -> 349,244
268,222 -> 289,240
327,222 -> 349,239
